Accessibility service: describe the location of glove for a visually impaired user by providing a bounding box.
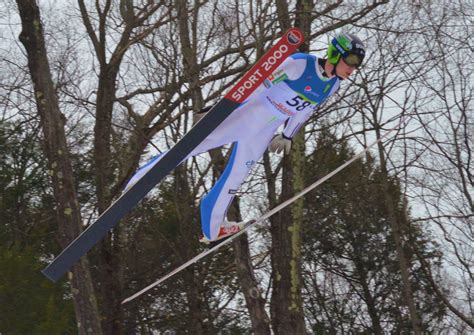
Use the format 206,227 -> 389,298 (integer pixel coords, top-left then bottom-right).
268,134 -> 292,155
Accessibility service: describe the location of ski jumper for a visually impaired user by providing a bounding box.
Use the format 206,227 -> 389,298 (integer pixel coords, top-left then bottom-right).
126,53 -> 340,240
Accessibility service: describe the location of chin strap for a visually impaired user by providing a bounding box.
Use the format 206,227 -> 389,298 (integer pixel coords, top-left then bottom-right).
331,61 -> 337,77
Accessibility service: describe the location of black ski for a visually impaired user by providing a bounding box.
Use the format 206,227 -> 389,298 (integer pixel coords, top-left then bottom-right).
42,28 -> 304,282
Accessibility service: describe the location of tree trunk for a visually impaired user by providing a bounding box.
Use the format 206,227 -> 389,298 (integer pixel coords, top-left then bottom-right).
270,131 -> 306,335
15,1 -> 103,334
94,72 -> 116,212
233,234 -> 272,334
176,0 -> 204,113
77,2 -> 128,332
270,1 -> 311,333
94,70 -> 125,335
227,198 -> 271,335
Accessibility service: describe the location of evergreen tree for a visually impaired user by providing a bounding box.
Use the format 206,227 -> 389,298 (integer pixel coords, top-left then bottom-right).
301,129 -> 445,333
0,120 -> 75,334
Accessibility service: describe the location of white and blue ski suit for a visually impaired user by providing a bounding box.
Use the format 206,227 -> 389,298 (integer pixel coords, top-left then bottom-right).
127,53 -> 340,240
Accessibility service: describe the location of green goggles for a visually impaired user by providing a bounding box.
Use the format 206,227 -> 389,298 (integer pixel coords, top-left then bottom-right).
342,53 -> 364,67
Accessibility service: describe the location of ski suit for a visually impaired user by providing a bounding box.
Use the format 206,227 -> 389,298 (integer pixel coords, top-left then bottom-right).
126,53 -> 340,240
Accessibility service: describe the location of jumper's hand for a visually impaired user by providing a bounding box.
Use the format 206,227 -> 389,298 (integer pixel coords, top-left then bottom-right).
268,134 -> 292,155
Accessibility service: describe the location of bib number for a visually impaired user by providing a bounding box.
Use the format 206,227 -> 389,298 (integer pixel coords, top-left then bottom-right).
285,95 -> 311,111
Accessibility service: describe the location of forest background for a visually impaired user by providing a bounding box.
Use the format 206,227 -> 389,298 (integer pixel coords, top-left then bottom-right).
0,0 -> 472,334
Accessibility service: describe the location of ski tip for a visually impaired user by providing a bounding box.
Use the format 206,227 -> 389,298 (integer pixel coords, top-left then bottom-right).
121,297 -> 132,305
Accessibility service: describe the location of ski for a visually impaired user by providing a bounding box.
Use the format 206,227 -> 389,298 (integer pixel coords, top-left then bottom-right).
121,121 -> 401,305
42,28 -> 304,282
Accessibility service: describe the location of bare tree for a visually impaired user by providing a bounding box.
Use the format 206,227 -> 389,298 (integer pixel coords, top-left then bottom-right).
15,0 -> 103,333
346,1 -> 473,330
404,1 -> 473,329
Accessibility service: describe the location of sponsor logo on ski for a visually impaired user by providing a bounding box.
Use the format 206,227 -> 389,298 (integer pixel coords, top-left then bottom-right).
231,70 -> 264,101
229,29 -> 303,102
288,30 -> 303,45
261,44 -> 289,72
231,43 -> 289,101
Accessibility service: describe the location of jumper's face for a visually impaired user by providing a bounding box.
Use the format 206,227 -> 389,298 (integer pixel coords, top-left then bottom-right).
335,58 -> 357,79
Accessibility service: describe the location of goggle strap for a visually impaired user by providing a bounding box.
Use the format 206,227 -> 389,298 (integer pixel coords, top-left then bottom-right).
332,38 -> 348,58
